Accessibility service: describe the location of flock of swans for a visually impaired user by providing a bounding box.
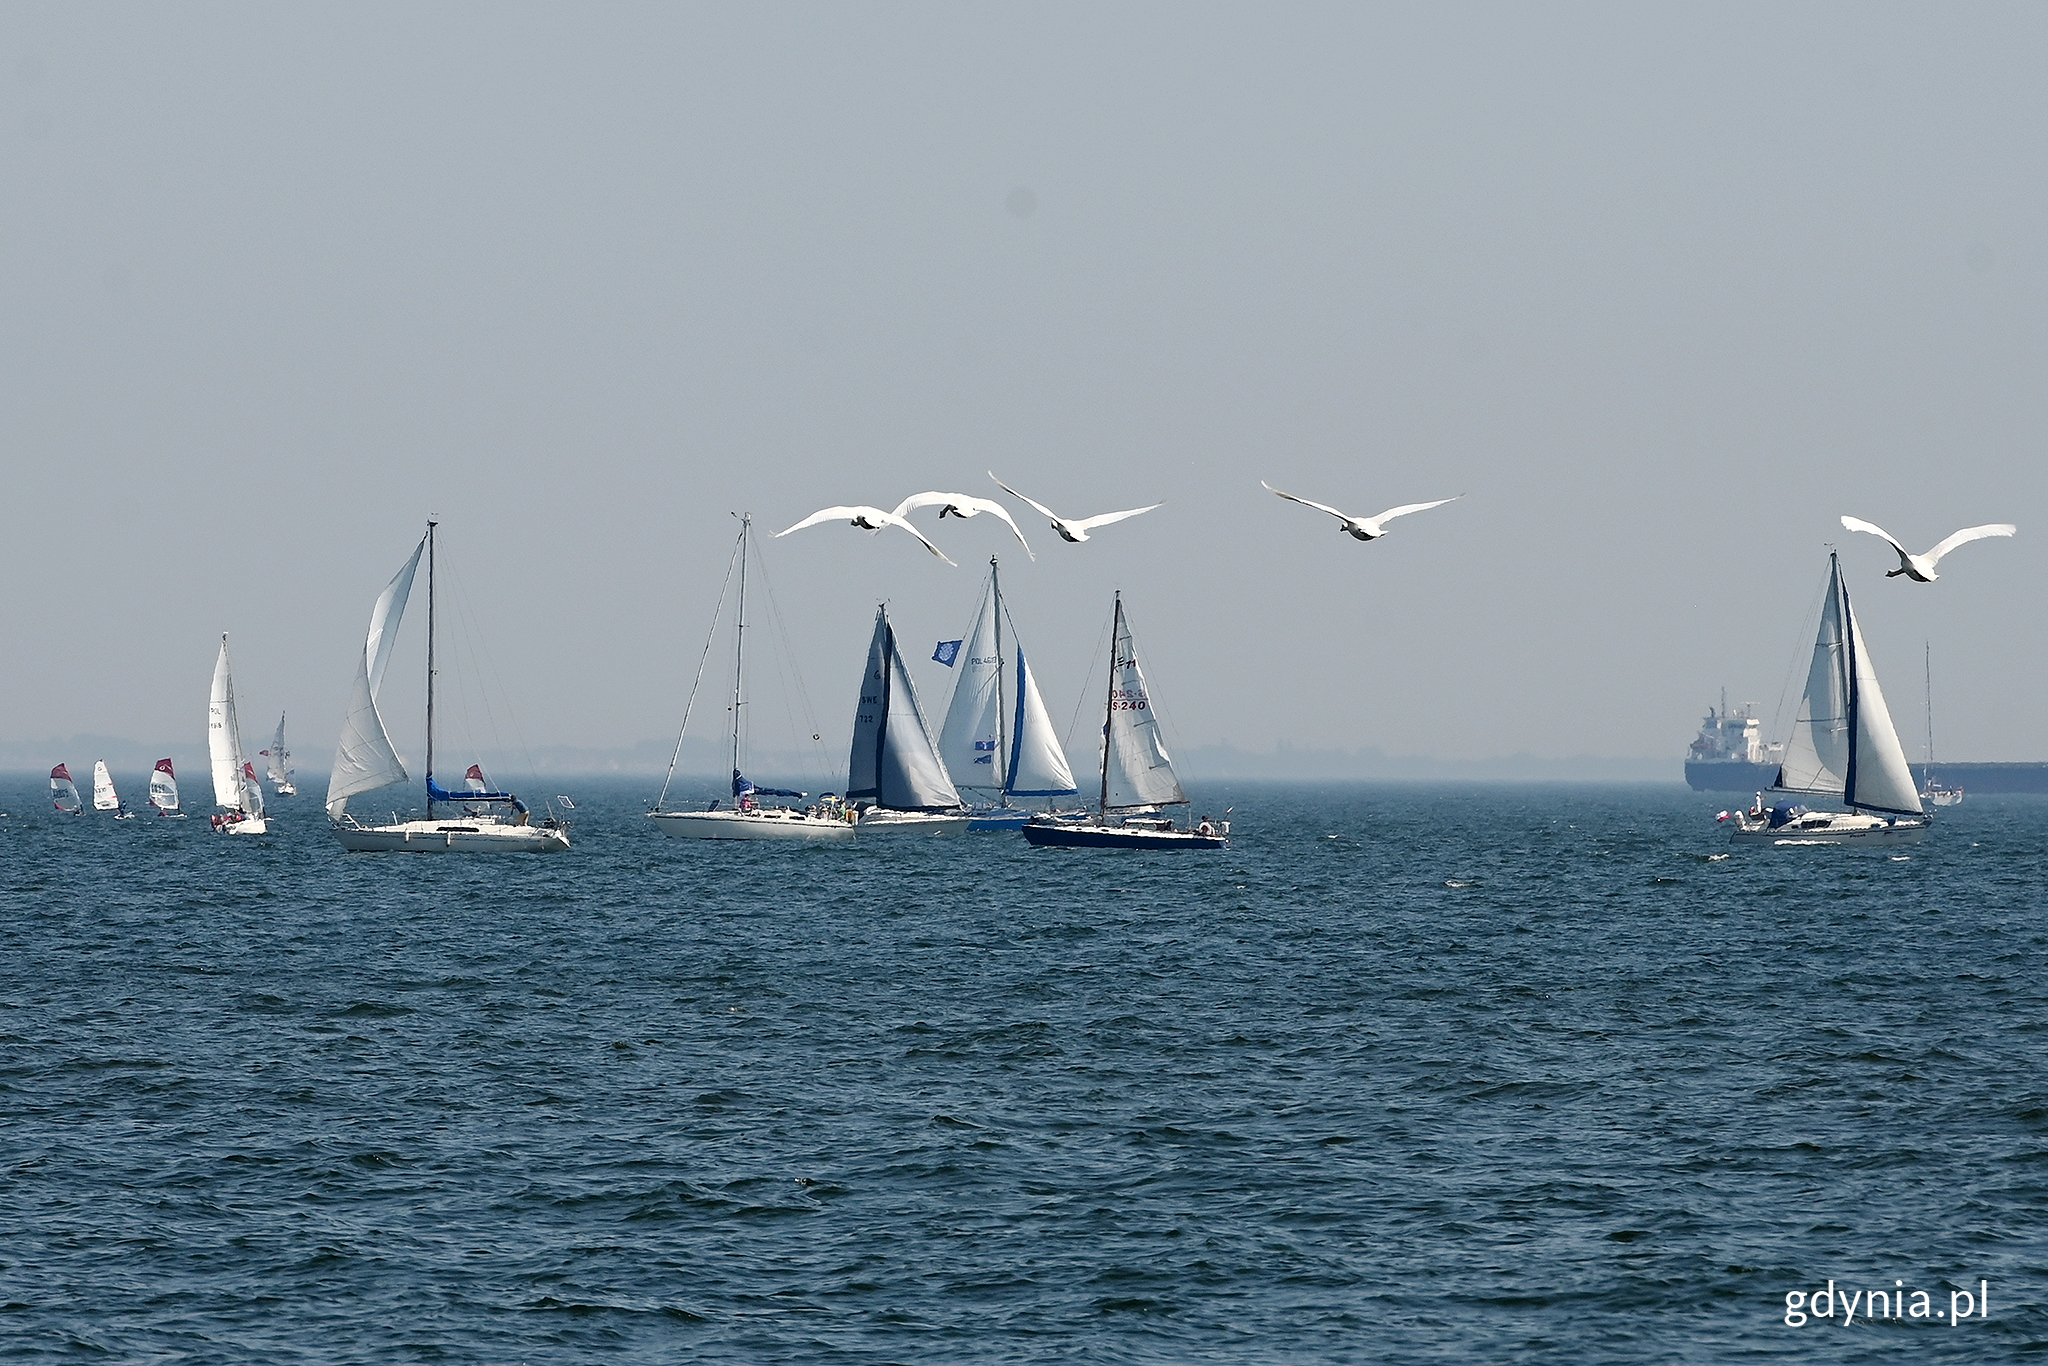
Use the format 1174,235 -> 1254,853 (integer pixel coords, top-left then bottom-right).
777,473 -> 2016,586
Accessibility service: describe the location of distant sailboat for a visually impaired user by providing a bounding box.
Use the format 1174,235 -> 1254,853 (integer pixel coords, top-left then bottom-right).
1919,643 -> 1964,806
847,604 -> 970,835
209,635 -> 268,835
149,758 -> 186,817
92,760 -> 135,818
1021,593 -> 1225,849
49,764 -> 82,815
648,516 -> 855,842
1723,553 -> 1927,843
935,558 -> 1078,829
327,522 -> 569,853
261,714 -> 296,796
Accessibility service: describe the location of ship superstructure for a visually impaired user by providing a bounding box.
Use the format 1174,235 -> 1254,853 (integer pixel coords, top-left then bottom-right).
1684,690 -> 1786,791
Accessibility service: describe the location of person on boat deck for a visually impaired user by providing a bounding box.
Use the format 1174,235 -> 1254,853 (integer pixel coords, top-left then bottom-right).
1197,816 -> 1215,837
738,793 -> 757,812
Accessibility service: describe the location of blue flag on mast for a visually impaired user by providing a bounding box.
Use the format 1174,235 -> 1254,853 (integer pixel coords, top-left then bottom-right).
932,639 -> 963,667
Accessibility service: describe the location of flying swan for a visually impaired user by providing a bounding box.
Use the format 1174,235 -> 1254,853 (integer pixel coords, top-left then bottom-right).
1839,516 -> 2015,583
890,492 -> 1035,560
1261,481 -> 1461,541
774,506 -> 957,565
986,473 -> 1161,544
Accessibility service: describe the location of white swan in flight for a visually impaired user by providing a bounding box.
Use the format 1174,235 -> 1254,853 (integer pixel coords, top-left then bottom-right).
1839,516 -> 2015,582
774,506 -> 956,565
890,492 -> 1035,560
987,473 -> 1161,543
1261,481 -> 1461,541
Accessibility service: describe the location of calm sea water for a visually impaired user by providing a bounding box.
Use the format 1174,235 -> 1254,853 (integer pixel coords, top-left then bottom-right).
3,777 -> 2043,1363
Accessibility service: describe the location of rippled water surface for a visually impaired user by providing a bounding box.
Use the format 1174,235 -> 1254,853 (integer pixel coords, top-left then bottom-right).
3,778 -> 2044,1362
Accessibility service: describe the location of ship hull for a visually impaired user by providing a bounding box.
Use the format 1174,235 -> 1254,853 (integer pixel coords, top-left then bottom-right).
333,819 -> 570,853
648,810 -> 854,842
1685,760 -> 1782,792
1022,820 -> 1224,850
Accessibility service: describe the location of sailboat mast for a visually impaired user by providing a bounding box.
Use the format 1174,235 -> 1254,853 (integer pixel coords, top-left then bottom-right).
1100,593 -> 1120,816
991,557 -> 1008,802
733,515 -> 749,782
1924,641 -> 1935,772
1836,552 -> 1863,810
425,520 -> 437,820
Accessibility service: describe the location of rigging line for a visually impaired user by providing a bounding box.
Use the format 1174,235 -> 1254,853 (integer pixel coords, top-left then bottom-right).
747,539 -> 834,787
1061,601 -> 1116,759
441,555 -> 537,797
656,525 -> 744,811
1769,569 -> 1832,745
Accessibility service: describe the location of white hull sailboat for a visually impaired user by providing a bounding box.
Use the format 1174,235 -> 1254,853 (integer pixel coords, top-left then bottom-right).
649,516 -> 855,843
1022,593 -> 1225,850
327,522 -> 569,854
934,558 -> 1079,830
208,636 -> 268,836
1724,553 -> 1928,845
1918,644 -> 1964,806
847,605 -> 971,837
263,714 -> 297,796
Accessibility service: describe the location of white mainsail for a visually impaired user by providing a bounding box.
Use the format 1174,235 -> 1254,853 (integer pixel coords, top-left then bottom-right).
848,607 -> 962,812
92,760 -> 120,812
1774,554 -> 1922,816
326,534 -> 425,819
149,759 -> 180,813
209,635 -> 249,811
266,714 -> 292,786
1103,596 -> 1187,811
936,568 -> 1076,805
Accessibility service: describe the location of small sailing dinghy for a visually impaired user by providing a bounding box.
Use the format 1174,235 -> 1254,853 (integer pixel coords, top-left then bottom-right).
1722,553 -> 1927,844
847,604 -> 970,836
49,764 -> 82,815
935,558 -> 1079,829
648,516 -> 855,842
209,635 -> 268,835
1022,593 -> 1226,850
262,714 -> 296,796
327,522 -> 569,853
92,760 -> 135,818
149,758 -> 186,817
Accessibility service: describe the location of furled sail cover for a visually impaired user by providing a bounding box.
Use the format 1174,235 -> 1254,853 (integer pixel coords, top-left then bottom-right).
1841,584 -> 1924,815
936,578 -> 1004,802
1103,599 -> 1187,810
327,534 -> 425,818
149,759 -> 179,812
1006,645 -> 1077,797
209,636 -> 245,810
1774,559 -> 1850,798
847,607 -> 962,811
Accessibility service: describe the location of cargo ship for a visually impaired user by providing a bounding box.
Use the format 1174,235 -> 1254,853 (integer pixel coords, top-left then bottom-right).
1684,693 -> 1785,792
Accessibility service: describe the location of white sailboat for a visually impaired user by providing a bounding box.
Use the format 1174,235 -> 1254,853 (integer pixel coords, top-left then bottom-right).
648,516 -> 855,842
208,635 -> 268,835
91,760 -> 135,818
1919,644 -> 1964,806
149,758 -> 186,817
847,604 -> 971,836
327,522 -> 570,854
1022,593 -> 1225,849
1724,553 -> 1928,844
262,714 -> 296,796
49,763 -> 82,815
934,558 -> 1078,830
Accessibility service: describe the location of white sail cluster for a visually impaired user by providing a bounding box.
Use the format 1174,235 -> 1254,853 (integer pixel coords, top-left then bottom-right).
326,535 -> 424,819
935,570 -> 1076,806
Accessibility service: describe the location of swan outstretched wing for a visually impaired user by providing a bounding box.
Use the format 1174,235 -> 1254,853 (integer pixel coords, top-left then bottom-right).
776,506 -> 882,537
1925,522 -> 2016,564
1839,515 -> 1912,560
892,491 -> 1035,559
1068,503 -> 1162,534
988,473 -> 1061,525
1262,481 -> 1350,522
1371,495 -> 1462,524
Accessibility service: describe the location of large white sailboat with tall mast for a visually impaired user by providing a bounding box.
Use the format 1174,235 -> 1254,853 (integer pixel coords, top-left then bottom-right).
326,522 -> 569,854
208,635 -> 267,835
935,558 -> 1078,829
847,604 -> 970,836
1023,593 -> 1224,850
1724,552 -> 1927,844
648,515 -> 855,842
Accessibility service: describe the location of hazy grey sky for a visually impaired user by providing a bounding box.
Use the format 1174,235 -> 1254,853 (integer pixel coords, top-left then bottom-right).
5,4 -> 2044,773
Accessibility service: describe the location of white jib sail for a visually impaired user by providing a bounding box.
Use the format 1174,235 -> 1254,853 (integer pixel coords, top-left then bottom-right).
1006,645 -> 1077,798
326,534 -> 425,819
937,579 -> 1005,803
209,635 -> 248,810
1103,600 -> 1187,810
149,759 -> 179,812
93,760 -> 120,811
1775,563 -> 1850,798
1842,596 -> 1923,815
267,714 -> 291,785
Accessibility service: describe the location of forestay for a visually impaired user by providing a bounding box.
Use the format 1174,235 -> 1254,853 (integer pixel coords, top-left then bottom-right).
848,607 -> 961,812
326,534 -> 425,819
1103,597 -> 1187,810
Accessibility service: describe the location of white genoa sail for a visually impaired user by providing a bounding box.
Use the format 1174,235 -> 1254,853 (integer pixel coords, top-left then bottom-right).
1103,596 -> 1187,811
149,759 -> 180,813
1007,645 -> 1076,797
1774,554 -> 1922,816
92,760 -> 120,811
848,606 -> 962,812
326,534 -> 425,819
209,635 -> 249,811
